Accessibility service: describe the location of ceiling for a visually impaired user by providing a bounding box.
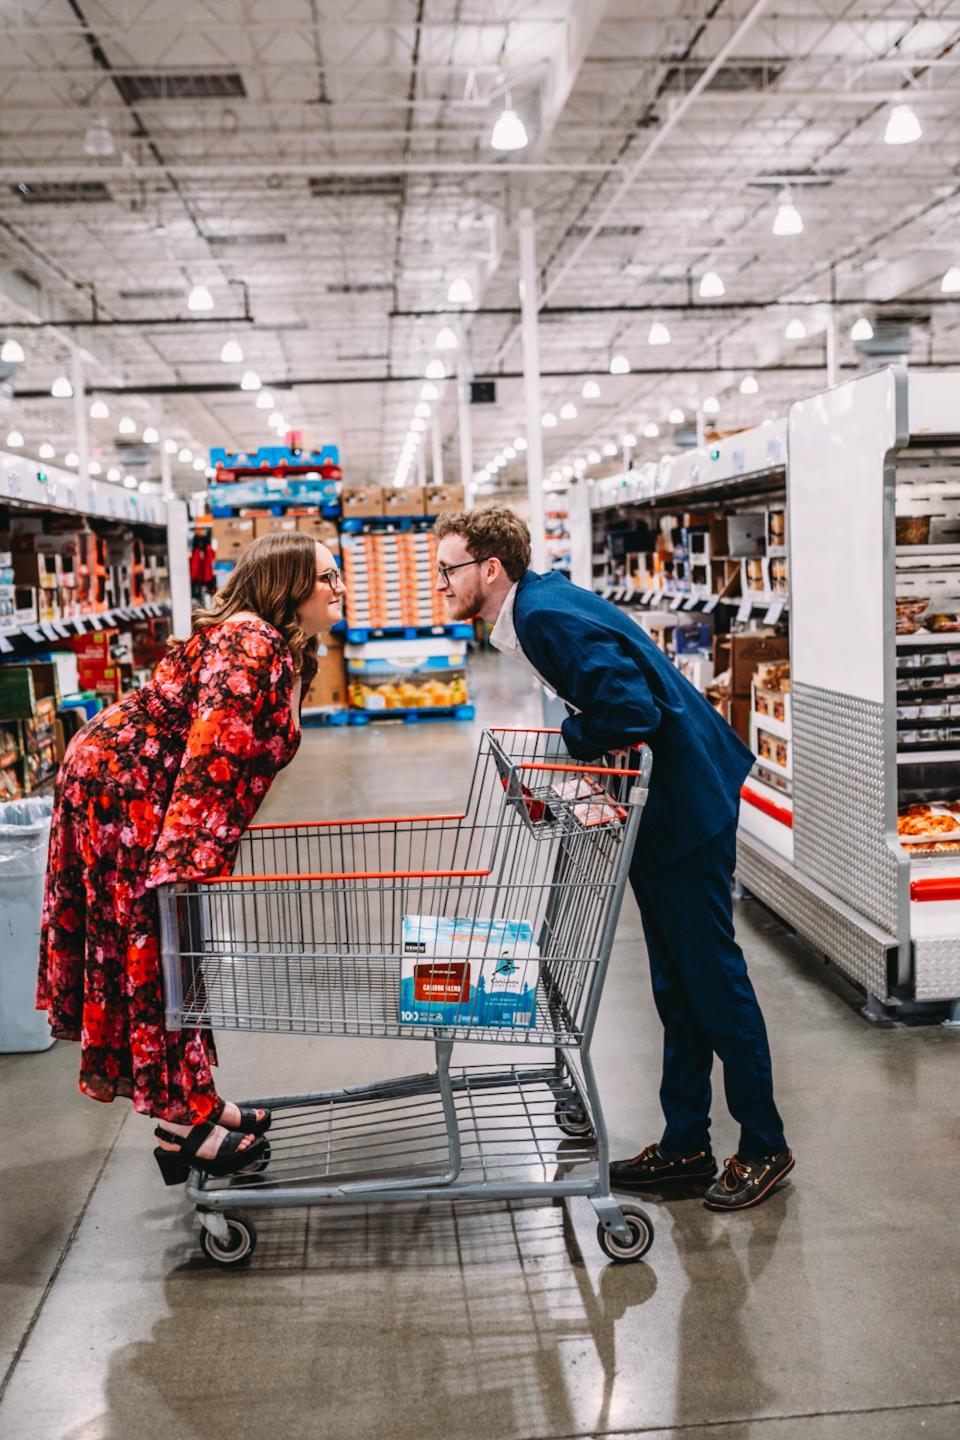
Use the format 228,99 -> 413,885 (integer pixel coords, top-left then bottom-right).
1,0 -> 959,500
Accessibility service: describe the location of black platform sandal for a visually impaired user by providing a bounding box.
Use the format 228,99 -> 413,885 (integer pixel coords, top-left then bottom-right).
211,1099 -> 272,1137
153,1123 -> 268,1187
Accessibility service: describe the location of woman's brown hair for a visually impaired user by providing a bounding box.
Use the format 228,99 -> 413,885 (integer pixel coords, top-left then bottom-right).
180,531 -> 323,688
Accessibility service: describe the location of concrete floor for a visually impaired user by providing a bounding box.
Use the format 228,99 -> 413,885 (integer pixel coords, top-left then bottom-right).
1,651 -> 959,1440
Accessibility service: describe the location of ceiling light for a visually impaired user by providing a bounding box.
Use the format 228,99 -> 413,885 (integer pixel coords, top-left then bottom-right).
785,318 -> 806,340
435,327 -> 458,351
541,411 -> 557,428
193,456 -> 205,471
411,417 -> 426,432
89,397 -> 109,419
447,277 -> 473,304
1,338 -> 25,364
668,408 -> 685,424
106,466 -> 121,481
850,317 -> 874,341
581,380 -> 601,399
504,446 -> 516,459
425,359 -> 446,380
514,436 -> 527,451
83,116 -> 114,157
602,441 -> 618,457
702,396 -> 720,415
560,402 -> 577,420
562,465 -> 574,478
273,416 -> 287,432
415,401 -> 431,418
87,459 -> 102,475
609,354 -> 631,375
648,322 -> 671,346
220,340 -> 243,363
178,447 -> 193,463
772,188 -> 803,236
699,271 -> 725,299
587,450 -> 601,465
255,390 -> 275,410
6,430 -> 24,447
51,375 -> 73,398
884,103 -> 922,146
164,438 -> 177,454
187,284 -> 214,312
940,266 -> 960,294
643,422 -> 660,438
421,382 -> 440,401
740,374 -> 760,395
267,411 -> 283,428
240,370 -> 261,391
64,451 -> 79,467
39,442 -> 55,459
550,469 -> 563,484
141,425 -> 159,443
490,103 -> 528,152
622,432 -> 637,448
139,480 -> 153,494
124,475 -> 138,489
119,415 -> 138,436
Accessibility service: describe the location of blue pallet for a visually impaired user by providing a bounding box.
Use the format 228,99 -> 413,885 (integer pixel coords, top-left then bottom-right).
345,622 -> 473,644
210,499 -> 341,519
340,514 -> 435,534
210,444 -> 340,470
302,707 -> 350,727
348,704 -> 475,726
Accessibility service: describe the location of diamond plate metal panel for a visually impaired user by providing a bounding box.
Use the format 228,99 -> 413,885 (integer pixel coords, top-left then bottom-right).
913,939 -> 960,1002
792,684 -> 900,933
737,836 -> 894,998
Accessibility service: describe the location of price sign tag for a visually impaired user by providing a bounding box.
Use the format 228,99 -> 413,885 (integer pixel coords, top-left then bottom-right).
40,621 -> 59,641
682,596 -> 699,610
0,634 -> 13,653
670,594 -> 685,612
53,622 -> 71,638
24,625 -> 44,643
736,598 -> 753,623
703,595 -> 720,614
764,601 -> 785,625
89,614 -> 104,630
74,617 -> 87,634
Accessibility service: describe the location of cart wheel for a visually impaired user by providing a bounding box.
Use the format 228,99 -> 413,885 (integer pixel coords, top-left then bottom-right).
597,1204 -> 654,1263
554,1098 -> 595,1138
199,1213 -> 257,1267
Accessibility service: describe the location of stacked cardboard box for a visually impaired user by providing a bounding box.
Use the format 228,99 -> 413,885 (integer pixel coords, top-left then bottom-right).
707,632 -> 790,745
342,531 -> 448,631
303,635 -> 348,711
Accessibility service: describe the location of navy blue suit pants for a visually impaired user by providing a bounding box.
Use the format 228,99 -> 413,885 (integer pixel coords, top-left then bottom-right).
628,820 -> 786,1159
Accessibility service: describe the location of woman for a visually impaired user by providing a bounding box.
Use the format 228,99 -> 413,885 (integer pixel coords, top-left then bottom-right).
37,530 -> 346,1184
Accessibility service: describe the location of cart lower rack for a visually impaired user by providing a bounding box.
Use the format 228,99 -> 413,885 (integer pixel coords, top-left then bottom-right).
158,727 -> 654,1267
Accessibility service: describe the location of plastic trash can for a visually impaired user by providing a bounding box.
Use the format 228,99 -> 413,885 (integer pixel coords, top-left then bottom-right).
0,795 -> 55,1053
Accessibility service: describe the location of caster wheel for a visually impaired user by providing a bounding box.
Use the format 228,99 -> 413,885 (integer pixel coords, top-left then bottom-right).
554,1098 -> 595,1138
597,1204 -> 654,1263
199,1213 -> 257,1267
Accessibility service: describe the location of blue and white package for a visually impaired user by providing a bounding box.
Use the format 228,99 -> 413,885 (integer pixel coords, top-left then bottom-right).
400,914 -> 540,1028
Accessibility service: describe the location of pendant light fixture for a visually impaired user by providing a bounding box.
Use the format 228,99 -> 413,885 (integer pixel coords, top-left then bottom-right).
490,97 -> 528,152
772,187 -> 803,236
884,104 -> 922,146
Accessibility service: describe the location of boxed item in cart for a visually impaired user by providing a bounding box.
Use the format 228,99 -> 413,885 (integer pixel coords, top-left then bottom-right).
549,775 -> 627,828
399,915 -> 540,1028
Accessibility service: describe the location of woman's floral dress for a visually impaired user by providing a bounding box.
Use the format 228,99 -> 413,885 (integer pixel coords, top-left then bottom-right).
36,618 -> 301,1123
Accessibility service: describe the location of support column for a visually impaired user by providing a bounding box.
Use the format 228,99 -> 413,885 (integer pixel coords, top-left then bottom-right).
416,438 -> 427,488
431,409 -> 444,489
159,427 -> 174,498
70,344 -> 89,481
518,208 -> 546,573
825,310 -> 838,387
455,324 -> 473,498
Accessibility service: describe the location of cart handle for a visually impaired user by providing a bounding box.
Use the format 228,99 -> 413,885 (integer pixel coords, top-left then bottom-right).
193,867 -> 491,885
517,761 -> 645,777
490,727 -> 562,734
247,813 -> 466,831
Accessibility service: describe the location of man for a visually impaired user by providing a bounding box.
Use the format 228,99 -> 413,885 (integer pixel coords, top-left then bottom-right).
435,504 -> 793,1212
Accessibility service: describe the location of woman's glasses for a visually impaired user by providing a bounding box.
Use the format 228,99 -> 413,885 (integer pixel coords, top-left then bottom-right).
317,567 -> 343,591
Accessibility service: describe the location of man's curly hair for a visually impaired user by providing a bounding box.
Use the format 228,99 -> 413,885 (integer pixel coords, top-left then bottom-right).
433,504 -> 531,582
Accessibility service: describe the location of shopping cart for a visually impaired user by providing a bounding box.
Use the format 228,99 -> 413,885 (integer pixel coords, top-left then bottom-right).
157,727 -> 654,1268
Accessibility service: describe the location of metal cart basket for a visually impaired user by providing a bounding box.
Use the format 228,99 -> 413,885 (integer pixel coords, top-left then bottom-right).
158,727 -> 654,1267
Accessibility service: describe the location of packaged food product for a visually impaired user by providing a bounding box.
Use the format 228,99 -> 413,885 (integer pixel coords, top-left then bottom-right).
927,612 -> 960,634
898,801 -> 960,850
895,516 -> 931,545
548,775 -> 627,828
399,915 -> 540,1028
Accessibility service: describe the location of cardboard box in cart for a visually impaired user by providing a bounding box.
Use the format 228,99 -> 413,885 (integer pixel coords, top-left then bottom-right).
400,915 -> 541,1028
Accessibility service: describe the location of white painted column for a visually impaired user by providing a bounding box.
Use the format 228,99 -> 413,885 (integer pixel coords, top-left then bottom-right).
159,429 -> 174,498
431,409 -> 444,489
518,207 -> 546,573
825,310 -> 838,387
568,476 -> 593,590
455,323 -> 473,498
70,344 -> 89,480
416,437 -> 427,488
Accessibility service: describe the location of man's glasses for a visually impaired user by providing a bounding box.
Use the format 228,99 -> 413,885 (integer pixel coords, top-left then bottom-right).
437,558 -> 482,586
317,567 -> 343,591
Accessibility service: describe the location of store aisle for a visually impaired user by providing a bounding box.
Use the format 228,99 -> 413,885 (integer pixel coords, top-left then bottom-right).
1,651 -> 958,1440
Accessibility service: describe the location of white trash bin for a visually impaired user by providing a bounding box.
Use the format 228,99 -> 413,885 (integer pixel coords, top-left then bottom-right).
0,795 -> 56,1053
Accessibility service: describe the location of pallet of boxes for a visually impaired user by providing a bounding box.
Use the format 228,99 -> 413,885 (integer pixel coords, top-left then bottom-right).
707,632 -> 789,748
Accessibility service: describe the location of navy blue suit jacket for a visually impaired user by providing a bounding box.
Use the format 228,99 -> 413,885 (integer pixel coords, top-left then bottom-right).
511,570 -> 755,864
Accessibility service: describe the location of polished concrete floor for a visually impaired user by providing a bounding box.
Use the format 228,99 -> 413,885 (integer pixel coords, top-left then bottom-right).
1,651 -> 958,1440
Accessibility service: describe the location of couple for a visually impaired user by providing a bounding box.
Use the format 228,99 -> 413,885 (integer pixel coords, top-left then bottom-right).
39,509 -> 792,1212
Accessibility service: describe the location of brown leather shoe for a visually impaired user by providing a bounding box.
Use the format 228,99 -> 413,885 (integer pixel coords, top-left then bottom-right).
610,1142 -> 717,1190
703,1150 -> 795,1211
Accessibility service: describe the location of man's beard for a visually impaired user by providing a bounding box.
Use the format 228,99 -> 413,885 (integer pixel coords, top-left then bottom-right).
446,580 -> 483,621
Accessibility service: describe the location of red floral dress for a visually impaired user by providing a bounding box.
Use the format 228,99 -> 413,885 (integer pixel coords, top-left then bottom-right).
36,618 -> 301,1123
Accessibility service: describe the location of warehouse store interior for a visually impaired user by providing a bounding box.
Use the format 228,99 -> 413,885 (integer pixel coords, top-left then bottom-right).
1,3 -> 960,1439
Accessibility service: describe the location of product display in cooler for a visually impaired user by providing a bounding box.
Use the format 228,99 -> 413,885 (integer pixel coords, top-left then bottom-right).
346,637 -> 469,713
399,914 -> 540,1028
